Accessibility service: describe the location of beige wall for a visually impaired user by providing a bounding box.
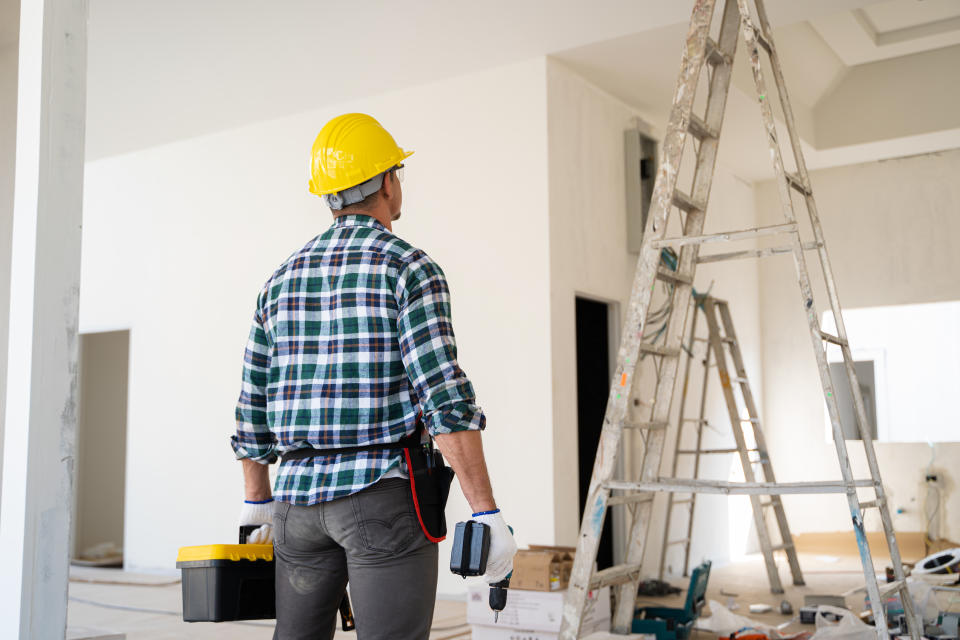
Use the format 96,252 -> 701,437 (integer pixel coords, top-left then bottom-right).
756,149 -> 960,542
81,58 -> 552,594
75,331 -> 129,556
0,42 -> 19,507
546,59 -> 765,574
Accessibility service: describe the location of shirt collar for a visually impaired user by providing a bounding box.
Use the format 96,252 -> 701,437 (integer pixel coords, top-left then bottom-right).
332,214 -> 388,232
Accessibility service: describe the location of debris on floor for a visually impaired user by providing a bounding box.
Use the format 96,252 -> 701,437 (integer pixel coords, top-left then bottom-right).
637,579 -> 682,597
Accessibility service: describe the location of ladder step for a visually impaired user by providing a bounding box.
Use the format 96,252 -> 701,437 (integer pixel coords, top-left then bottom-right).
859,497 -> 885,510
704,38 -> 731,66
878,579 -> 904,598
605,478 -> 878,496
639,344 -> 681,358
819,331 -> 848,347
697,241 -> 821,264
672,190 -> 705,214
588,563 -> 643,589
786,172 -> 811,196
651,223 -> 798,250
754,31 -> 773,55
677,448 -> 738,455
608,493 -> 654,506
624,421 -> 669,431
687,114 -> 718,141
671,498 -> 694,506
667,538 -> 690,546
657,266 -> 694,285
682,418 -> 708,424
733,376 -> 749,383
770,542 -> 795,551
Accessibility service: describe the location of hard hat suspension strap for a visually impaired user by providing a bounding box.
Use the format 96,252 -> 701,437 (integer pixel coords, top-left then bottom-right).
324,171 -> 386,210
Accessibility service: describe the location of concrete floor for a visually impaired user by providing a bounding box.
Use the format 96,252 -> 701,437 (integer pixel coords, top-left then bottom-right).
67,553 -> 959,639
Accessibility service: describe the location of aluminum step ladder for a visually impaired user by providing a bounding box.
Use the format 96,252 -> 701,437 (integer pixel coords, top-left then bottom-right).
559,0 -> 921,638
657,295 -> 804,594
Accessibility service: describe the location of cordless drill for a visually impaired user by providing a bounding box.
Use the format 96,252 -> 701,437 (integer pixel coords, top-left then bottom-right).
450,520 -> 512,622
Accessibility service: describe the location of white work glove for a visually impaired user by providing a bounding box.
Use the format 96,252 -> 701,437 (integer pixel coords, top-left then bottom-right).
473,510 -> 517,584
239,499 -> 275,544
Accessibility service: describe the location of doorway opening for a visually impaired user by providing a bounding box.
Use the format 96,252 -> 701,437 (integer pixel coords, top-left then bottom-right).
575,297 -> 615,570
72,330 -> 129,567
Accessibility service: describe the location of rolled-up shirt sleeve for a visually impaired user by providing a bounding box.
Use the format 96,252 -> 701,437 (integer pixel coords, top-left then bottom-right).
231,306 -> 278,463
396,252 -> 486,436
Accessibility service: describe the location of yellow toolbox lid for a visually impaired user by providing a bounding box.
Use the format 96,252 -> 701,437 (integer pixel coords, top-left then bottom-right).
176,544 -> 274,564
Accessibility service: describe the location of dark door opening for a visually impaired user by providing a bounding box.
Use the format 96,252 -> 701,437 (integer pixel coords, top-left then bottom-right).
575,297 -> 614,570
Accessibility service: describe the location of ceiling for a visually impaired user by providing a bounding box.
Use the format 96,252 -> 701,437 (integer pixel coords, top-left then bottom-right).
811,0 -> 960,65
553,0 -> 960,180
83,0 -> 891,161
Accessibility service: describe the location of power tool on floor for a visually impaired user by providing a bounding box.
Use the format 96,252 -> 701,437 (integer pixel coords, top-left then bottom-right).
449,520 -> 512,622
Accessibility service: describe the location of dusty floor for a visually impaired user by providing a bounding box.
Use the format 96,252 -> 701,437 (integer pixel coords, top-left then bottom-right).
67,553 -> 959,639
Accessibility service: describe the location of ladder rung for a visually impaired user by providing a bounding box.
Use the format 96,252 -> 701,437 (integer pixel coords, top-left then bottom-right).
704,38 -> 730,66
671,498 -> 694,506
672,190 -> 705,214
754,31 -> 773,55
878,579 -> 904,598
697,241 -> 820,264
589,563 -> 643,589
682,418 -> 708,423
605,478 -> 878,496
651,223 -> 798,250
721,337 -> 735,344
786,172 -> 811,196
859,497 -> 885,510
819,330 -> 848,346
639,344 -> 681,358
770,542 -> 795,551
624,421 -> 669,431
760,500 -> 775,508
677,448 -> 738,455
687,114 -> 718,141
733,376 -> 749,383
667,538 -> 690,546
608,493 -> 654,506
656,266 -> 693,285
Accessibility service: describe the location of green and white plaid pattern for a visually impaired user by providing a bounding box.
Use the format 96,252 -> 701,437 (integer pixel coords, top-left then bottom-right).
231,215 -> 485,504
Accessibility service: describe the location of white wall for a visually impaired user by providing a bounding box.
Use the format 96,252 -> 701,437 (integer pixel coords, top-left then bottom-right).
0,42 -> 18,509
80,58 -> 552,595
546,59 -> 765,575
756,149 -> 960,542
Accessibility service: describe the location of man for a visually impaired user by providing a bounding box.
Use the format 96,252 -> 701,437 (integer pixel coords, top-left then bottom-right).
230,113 -> 517,640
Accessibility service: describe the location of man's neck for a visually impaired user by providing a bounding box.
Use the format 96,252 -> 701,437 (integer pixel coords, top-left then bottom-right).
333,208 -> 393,232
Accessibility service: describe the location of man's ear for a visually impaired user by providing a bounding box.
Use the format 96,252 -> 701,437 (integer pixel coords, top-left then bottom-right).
381,170 -> 395,200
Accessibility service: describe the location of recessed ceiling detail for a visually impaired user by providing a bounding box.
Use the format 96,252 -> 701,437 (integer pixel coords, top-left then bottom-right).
811,0 -> 960,65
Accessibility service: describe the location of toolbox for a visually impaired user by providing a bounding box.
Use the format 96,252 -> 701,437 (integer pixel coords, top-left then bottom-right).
176,543 -> 276,622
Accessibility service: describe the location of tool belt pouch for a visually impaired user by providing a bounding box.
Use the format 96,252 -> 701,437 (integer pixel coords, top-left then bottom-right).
404,442 -> 454,543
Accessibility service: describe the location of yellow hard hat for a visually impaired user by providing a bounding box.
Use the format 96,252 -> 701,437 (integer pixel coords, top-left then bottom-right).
308,113 -> 413,197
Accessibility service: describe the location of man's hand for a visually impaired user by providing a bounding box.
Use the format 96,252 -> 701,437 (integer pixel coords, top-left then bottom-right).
240,458 -> 274,544
472,510 -> 517,583
240,499 -> 275,544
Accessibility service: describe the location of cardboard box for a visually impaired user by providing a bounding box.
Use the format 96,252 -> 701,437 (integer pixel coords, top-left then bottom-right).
511,547 -> 575,591
466,584 -> 610,634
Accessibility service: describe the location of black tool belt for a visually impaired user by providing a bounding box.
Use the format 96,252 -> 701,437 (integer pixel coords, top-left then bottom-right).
279,420 -> 454,542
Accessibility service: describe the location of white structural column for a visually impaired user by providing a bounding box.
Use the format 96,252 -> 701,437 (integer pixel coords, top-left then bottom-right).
0,0 -> 87,637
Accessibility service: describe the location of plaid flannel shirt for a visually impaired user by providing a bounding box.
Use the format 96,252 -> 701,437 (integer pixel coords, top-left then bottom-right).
231,214 -> 485,504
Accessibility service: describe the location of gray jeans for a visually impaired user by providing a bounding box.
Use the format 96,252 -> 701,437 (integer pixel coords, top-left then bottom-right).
272,477 -> 438,640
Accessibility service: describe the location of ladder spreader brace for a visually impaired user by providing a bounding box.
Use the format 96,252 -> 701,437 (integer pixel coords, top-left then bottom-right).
559,1 -> 921,638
